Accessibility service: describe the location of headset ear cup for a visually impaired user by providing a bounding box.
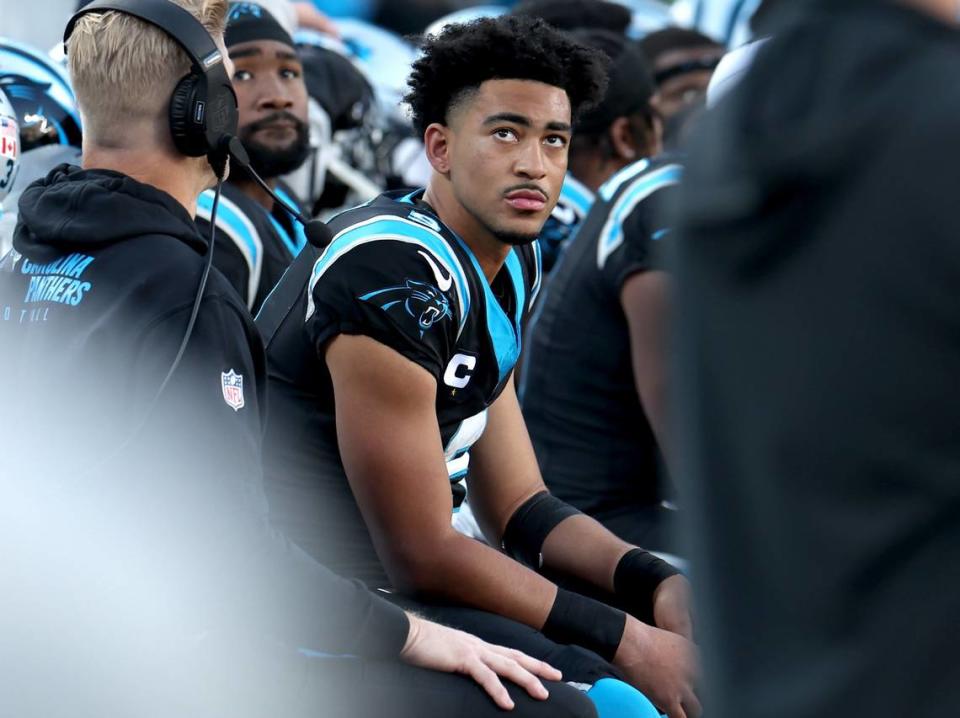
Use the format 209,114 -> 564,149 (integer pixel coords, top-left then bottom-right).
169,73 -> 206,157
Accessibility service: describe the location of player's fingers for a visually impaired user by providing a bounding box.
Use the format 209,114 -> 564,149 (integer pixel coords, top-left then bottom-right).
683,689 -> 703,718
497,647 -> 562,682
466,659 -> 514,710
676,617 -> 694,641
483,652 -> 549,700
662,701 -> 687,718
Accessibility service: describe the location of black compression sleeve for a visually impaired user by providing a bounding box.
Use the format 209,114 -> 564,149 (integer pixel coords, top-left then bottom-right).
501,491 -> 581,569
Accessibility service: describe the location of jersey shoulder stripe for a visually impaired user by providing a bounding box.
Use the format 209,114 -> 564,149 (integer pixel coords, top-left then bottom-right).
273,185 -> 308,256
197,189 -> 264,308
598,158 -> 653,202
528,239 -> 543,310
450,234 -> 526,384
597,163 -> 684,270
306,214 -> 471,338
561,173 -> 596,218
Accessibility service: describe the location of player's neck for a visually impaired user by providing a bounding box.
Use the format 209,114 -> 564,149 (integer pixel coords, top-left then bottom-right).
82,143 -> 208,218
569,153 -> 629,194
461,230 -> 513,285
422,185 -> 511,284
231,174 -> 276,212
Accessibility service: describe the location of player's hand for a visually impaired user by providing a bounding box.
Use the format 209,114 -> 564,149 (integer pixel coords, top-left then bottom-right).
614,616 -> 701,718
292,2 -> 339,37
399,613 -> 562,710
652,574 -> 694,640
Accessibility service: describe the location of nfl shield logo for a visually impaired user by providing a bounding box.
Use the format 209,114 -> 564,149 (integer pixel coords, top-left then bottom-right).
221,369 -> 245,411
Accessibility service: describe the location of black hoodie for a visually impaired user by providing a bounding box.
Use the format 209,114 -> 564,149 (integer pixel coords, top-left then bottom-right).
0,166 -> 409,690
674,3 -> 960,718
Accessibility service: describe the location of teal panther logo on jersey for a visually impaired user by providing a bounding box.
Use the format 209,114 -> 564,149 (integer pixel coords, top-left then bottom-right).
359,278 -> 453,335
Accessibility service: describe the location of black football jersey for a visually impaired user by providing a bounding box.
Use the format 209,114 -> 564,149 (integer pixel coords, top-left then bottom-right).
519,157 -> 682,517
257,189 -> 541,587
196,181 -> 307,314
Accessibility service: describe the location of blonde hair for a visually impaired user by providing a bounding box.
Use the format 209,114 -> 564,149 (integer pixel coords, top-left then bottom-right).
68,0 -> 228,145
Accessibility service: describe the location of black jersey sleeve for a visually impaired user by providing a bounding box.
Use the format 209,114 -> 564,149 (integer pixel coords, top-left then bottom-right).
598,179 -> 680,293
305,235 -> 465,381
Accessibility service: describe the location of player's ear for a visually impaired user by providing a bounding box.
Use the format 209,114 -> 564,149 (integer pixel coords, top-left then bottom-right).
423,123 -> 453,175
608,116 -> 639,163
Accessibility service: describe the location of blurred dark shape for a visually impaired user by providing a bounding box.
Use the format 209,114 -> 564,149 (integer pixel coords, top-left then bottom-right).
572,29 -> 657,137
660,95 -> 705,152
639,27 -> 723,63
674,1 -> 960,717
639,27 -> 723,144
299,42 -> 376,133
749,0 -> 791,34
511,0 -> 632,35
373,0 -> 457,36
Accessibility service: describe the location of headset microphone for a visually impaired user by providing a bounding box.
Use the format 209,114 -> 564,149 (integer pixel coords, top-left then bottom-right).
223,136 -> 332,248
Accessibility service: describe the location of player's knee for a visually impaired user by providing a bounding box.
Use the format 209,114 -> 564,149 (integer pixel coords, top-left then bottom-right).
586,678 -> 660,718
550,681 -> 601,718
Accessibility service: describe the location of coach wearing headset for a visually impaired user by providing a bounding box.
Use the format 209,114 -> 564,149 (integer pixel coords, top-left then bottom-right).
0,1 -> 594,717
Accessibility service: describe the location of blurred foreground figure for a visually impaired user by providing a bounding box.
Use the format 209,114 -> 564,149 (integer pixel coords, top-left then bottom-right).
675,1 -> 960,717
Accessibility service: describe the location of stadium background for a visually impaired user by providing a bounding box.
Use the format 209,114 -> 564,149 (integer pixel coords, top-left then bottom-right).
0,1 -> 759,61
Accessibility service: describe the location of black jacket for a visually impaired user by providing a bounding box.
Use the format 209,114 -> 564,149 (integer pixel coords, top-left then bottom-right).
0,166 -> 408,671
675,3 -> 960,717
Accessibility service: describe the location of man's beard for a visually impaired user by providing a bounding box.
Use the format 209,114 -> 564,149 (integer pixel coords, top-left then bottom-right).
238,111 -> 310,180
491,229 -> 540,246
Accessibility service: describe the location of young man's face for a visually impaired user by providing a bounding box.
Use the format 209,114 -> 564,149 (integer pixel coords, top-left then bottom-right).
446,79 -> 572,245
228,39 -> 310,179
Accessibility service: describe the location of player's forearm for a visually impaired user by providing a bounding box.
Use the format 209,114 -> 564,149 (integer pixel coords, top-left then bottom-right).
541,514 -> 634,593
387,530 -> 557,629
502,492 -> 682,624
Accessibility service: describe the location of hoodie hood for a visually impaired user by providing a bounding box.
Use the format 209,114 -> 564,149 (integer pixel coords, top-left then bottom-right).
14,164 -> 206,261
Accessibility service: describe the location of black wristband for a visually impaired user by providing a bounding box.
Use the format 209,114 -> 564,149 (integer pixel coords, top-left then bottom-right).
614,548 -> 681,619
542,588 -> 626,662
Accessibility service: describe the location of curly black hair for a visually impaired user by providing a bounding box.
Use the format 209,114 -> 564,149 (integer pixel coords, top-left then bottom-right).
405,15 -> 609,137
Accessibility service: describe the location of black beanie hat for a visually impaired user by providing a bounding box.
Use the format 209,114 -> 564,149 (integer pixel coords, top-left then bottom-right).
225,2 -> 294,50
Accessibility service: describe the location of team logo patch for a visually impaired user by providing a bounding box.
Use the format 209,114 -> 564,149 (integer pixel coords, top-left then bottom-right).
359,279 -> 453,336
221,369 -> 245,411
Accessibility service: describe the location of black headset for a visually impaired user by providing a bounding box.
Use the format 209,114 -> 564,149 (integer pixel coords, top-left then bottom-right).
65,0 -> 239,172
